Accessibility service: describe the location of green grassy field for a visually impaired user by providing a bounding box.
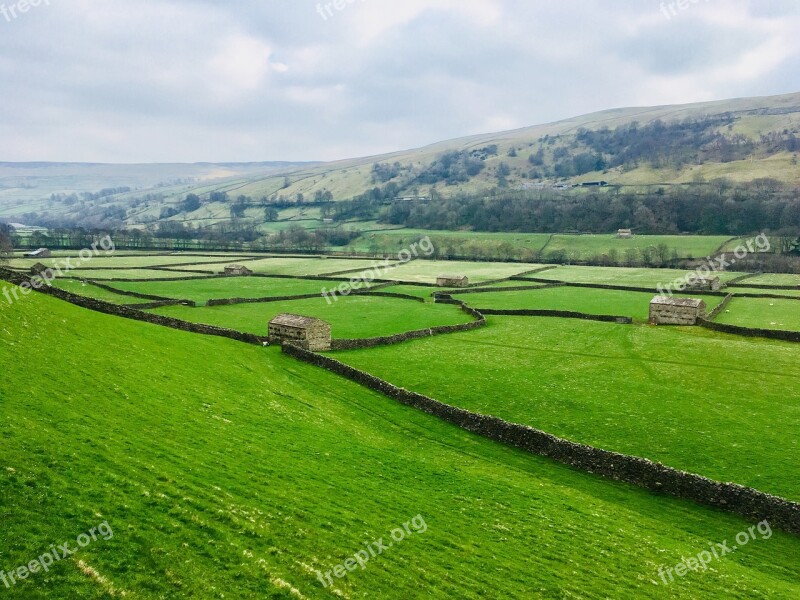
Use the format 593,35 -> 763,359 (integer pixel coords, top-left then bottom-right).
2,290 -> 799,598
150,294 -> 474,338
163,257 -> 387,277
371,260 -> 542,284
49,279 -> 142,304
715,297 -> 800,331
7,254 -> 245,271
105,277 -> 356,305
542,234 -> 732,260
456,286 -> 723,320
739,274 -> 800,286
541,265 -> 748,287
334,317 -> 800,501
63,269 -> 215,280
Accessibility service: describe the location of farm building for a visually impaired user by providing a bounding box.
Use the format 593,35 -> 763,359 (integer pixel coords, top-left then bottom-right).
30,263 -> 52,277
223,264 -> 253,276
437,275 -> 469,288
268,314 -> 332,351
24,248 -> 51,258
649,296 -> 707,325
616,229 -> 633,239
682,276 -> 721,292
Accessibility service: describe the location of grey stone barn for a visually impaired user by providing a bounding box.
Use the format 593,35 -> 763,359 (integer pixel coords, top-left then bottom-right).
268,314 -> 332,351
617,229 -> 633,239
649,296 -> 707,325
682,276 -> 721,292
437,275 -> 469,288
30,263 -> 52,277
24,248 -> 51,259
223,264 -> 253,276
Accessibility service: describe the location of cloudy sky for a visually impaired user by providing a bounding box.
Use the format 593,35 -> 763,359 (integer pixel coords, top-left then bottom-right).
1,0 -> 799,163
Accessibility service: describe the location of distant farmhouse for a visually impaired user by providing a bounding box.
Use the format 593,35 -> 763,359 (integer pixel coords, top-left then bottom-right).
24,248 -> 51,259
682,276 -> 721,292
649,296 -> 707,325
223,264 -> 253,276
268,314 -> 332,351
437,275 -> 469,288
616,229 -> 633,239
30,263 -> 52,277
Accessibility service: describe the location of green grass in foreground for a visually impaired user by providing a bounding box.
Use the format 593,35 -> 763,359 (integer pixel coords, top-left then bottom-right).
716,297 -> 800,331
150,294 -> 473,338
457,286 -> 722,320
1,292 -> 799,598
334,316 -> 800,500
107,276 -> 357,304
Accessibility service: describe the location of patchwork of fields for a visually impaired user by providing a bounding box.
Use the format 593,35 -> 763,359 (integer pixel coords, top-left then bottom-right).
2,249 -> 799,597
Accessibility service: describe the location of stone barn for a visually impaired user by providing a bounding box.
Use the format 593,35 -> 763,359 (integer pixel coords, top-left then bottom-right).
436,275 -> 469,288
24,248 -> 51,259
649,296 -> 707,325
682,276 -> 721,292
30,263 -> 53,278
223,264 -> 253,276
268,314 -> 332,351
616,229 -> 633,239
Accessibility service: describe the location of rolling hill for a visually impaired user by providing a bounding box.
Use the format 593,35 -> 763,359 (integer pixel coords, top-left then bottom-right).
1,91 -> 799,230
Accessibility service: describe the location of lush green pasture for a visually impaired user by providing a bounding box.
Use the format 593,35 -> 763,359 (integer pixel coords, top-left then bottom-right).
542,234 -> 731,260
716,297 -> 800,331
457,286 -> 722,320
2,292 -> 800,598
335,317 -> 800,500
740,273 -> 800,286
375,260 -> 542,284
732,288 -> 800,297
107,276 -> 352,304
7,254 -> 243,271
346,230 -> 552,257
542,265 -> 747,287
165,257 -> 388,277
151,294 -> 473,338
64,269 -> 213,280
49,279 -> 141,304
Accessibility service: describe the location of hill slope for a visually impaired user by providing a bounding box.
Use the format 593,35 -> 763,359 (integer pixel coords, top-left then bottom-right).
2,292 -> 799,597
1,92 -> 799,228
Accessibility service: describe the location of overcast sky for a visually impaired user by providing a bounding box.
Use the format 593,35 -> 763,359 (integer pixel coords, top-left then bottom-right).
1,0 -> 798,163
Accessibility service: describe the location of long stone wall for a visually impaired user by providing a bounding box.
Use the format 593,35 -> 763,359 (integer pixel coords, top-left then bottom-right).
477,309 -> 633,324
282,342 -> 800,535
705,294 -> 734,320
699,319 -> 800,343
88,280 -> 196,305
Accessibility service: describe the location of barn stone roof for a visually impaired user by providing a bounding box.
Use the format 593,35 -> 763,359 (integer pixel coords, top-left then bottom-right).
269,313 -> 327,328
650,296 -> 704,307
438,274 -> 468,280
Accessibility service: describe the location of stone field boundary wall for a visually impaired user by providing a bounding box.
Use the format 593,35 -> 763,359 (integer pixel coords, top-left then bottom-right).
699,319 -> 800,343
706,294 -> 734,320
477,308 -> 633,324
282,342 -> 800,535
87,280 -> 196,306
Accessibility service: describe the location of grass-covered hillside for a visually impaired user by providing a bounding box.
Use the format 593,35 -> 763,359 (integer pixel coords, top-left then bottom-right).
2,288 -> 800,598
2,92 -> 799,230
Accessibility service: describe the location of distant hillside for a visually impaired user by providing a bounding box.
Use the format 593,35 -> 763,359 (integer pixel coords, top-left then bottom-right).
2,92 -> 799,230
